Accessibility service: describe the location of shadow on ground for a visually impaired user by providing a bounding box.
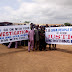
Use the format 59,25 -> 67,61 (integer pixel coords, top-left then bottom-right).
0,47 -> 72,57
0,49 -> 28,57
57,48 -> 72,54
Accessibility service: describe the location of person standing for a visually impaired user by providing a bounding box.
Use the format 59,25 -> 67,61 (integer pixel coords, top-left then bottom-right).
39,26 -> 46,51
46,24 -> 51,50
52,25 -> 57,50
28,25 -> 35,52
8,41 -> 18,48
42,26 -> 47,51
34,26 -> 39,50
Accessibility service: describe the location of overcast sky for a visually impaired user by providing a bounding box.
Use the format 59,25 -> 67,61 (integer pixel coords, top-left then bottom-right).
0,0 -> 72,24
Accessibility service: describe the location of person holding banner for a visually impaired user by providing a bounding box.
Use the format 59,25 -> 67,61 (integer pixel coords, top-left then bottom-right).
46,25 -> 57,50
28,25 -> 35,52
46,24 -> 51,50
51,25 -> 57,50
8,41 -> 18,48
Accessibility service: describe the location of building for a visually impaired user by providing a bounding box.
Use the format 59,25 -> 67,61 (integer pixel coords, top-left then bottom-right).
0,22 -> 13,26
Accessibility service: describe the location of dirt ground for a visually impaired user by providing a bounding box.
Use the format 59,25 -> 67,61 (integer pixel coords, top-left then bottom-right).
0,44 -> 72,72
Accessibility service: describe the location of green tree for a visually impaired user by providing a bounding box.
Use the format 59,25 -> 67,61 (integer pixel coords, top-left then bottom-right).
24,21 -> 31,23
64,23 -> 71,26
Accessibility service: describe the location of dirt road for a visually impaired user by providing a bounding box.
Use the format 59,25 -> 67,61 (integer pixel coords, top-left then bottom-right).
0,44 -> 72,72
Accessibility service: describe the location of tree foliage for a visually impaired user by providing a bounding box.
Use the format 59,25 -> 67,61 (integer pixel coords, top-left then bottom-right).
64,23 -> 71,26
24,21 -> 30,23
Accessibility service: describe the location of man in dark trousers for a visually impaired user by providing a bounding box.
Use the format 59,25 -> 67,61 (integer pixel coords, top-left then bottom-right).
39,26 -> 46,51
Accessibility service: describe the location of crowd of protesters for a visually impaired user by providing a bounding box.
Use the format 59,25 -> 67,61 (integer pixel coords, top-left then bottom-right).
28,23 -> 59,52
1,22 -> 65,52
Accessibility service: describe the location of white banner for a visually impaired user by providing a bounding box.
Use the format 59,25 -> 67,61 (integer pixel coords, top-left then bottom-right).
45,26 -> 72,45
0,25 -> 30,44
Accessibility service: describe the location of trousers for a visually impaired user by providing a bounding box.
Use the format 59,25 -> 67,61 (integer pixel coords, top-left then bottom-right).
8,41 -> 17,48
28,40 -> 34,51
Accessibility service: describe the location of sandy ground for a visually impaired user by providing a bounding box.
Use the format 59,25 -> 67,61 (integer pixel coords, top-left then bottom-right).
0,44 -> 72,72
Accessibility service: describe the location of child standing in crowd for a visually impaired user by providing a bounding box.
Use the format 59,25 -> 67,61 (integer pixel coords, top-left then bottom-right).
28,25 -> 35,52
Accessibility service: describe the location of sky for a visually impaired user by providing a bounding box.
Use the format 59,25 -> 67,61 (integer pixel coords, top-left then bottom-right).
0,0 -> 72,24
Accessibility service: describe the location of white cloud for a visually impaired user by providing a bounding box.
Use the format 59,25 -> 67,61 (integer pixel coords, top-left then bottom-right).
17,0 -> 22,2
0,0 -> 72,24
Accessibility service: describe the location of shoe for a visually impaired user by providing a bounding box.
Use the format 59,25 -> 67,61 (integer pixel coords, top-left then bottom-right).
35,48 -> 37,50
49,48 -> 51,50
8,46 -> 10,48
15,47 -> 17,48
44,49 -> 47,51
54,48 -> 57,50
28,51 -> 30,52
8,47 -> 10,48
52,48 -> 55,50
32,50 -> 34,51
39,49 -> 42,51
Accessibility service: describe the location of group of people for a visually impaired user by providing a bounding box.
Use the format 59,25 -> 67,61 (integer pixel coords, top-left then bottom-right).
28,23 -> 57,52
6,23 -> 57,52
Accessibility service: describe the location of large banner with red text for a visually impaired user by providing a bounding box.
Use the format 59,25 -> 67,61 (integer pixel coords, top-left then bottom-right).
0,25 -> 30,43
45,27 -> 72,45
